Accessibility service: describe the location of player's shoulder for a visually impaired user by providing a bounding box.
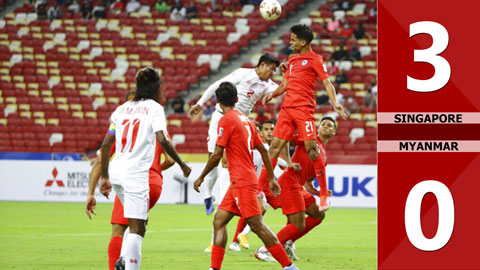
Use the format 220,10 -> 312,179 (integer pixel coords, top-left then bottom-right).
141,99 -> 164,110
232,67 -> 251,76
288,53 -> 299,62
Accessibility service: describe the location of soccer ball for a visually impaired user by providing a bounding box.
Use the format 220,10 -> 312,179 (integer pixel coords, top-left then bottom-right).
259,0 -> 282,21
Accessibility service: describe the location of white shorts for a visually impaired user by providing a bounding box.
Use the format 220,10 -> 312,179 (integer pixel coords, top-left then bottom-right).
207,110 -> 223,153
113,183 -> 149,221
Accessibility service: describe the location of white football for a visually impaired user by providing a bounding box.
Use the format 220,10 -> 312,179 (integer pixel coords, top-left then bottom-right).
259,0 -> 282,21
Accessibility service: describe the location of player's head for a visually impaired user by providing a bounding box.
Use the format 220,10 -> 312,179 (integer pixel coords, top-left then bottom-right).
215,82 -> 238,108
134,67 -> 161,103
260,120 -> 275,144
256,53 -> 280,81
125,90 -> 136,101
290,24 -> 314,52
318,116 -> 337,140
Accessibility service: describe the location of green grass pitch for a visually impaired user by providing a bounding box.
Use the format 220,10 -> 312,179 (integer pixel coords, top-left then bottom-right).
0,202 -> 376,269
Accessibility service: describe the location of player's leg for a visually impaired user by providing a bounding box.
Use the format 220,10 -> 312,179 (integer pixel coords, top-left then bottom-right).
122,185 -> 149,270
216,153 -> 230,205
210,202 -> 235,269
109,195 -> 129,270
124,218 -> 146,270
289,196 -> 326,243
304,139 -> 330,209
247,215 -> 296,269
297,106 -> 330,209
257,109 -> 295,192
277,212 -> 305,243
203,111 -> 223,215
236,185 -> 296,269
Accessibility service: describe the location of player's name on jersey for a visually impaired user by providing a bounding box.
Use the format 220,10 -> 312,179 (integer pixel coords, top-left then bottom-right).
377,113 -> 480,124
377,141 -> 480,152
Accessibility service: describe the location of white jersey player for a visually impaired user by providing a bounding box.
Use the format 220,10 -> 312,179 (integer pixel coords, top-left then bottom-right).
189,53 -> 281,216
99,67 -> 191,270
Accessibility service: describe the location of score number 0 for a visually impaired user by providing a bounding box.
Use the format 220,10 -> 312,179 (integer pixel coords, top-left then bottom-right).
404,21 -> 454,251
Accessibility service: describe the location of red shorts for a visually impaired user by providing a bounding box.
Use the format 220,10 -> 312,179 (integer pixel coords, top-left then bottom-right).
278,171 -> 316,215
110,183 -> 162,225
273,106 -> 316,142
219,184 -> 262,219
263,185 -> 282,209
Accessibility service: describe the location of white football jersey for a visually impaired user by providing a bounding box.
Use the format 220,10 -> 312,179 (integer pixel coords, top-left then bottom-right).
253,143 -> 287,177
196,68 -> 278,115
108,99 -> 167,186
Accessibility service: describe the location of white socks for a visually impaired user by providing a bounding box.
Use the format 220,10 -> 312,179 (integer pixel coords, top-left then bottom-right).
217,167 -> 230,204
125,233 -> 143,270
120,227 -> 130,257
240,224 -> 251,236
203,165 -> 218,199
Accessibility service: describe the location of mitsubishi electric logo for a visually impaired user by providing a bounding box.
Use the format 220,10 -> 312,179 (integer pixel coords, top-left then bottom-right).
45,167 -> 65,187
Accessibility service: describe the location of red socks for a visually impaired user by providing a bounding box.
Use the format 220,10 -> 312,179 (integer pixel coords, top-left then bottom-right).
267,243 -> 292,268
107,236 -> 123,270
276,224 -> 301,244
291,217 -> 323,242
233,217 -> 247,243
312,157 -> 328,196
211,245 -> 225,270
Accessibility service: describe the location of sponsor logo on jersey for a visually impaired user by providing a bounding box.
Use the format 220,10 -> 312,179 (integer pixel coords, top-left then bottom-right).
219,127 -> 224,137
301,60 -> 308,66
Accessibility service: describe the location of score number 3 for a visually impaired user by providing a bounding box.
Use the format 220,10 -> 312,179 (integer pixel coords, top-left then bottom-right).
407,21 -> 451,92
404,21 -> 454,251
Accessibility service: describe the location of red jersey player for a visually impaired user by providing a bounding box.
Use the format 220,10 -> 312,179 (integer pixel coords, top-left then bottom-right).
256,116 -> 336,262
261,24 -> 347,210
193,82 -> 299,270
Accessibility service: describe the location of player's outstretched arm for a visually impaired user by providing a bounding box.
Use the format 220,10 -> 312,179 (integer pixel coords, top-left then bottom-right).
189,71 -> 241,117
323,78 -> 348,119
255,143 -> 280,196
194,145 -> 224,192
100,133 -> 114,199
262,78 -> 288,105
161,153 -> 175,171
156,130 -> 191,177
85,155 -> 101,219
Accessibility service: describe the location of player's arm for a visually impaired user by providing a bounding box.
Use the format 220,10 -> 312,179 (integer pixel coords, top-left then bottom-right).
255,142 -> 280,196
156,130 -> 191,177
161,153 -> 175,171
85,155 -> 101,219
100,133 -> 114,199
304,178 -> 319,195
277,157 -> 287,170
189,71 -> 241,116
305,178 -> 332,197
193,145 -> 224,192
323,78 -> 348,119
263,78 -> 287,105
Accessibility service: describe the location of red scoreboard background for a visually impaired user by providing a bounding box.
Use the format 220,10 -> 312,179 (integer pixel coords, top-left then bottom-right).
378,0 -> 480,269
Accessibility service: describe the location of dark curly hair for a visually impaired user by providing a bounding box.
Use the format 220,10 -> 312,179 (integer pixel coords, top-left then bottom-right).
134,67 -> 161,102
215,82 -> 237,107
290,24 -> 314,44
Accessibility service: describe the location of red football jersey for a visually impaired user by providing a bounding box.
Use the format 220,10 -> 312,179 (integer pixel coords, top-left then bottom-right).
216,109 -> 263,187
283,51 -> 329,108
289,134 -> 327,185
